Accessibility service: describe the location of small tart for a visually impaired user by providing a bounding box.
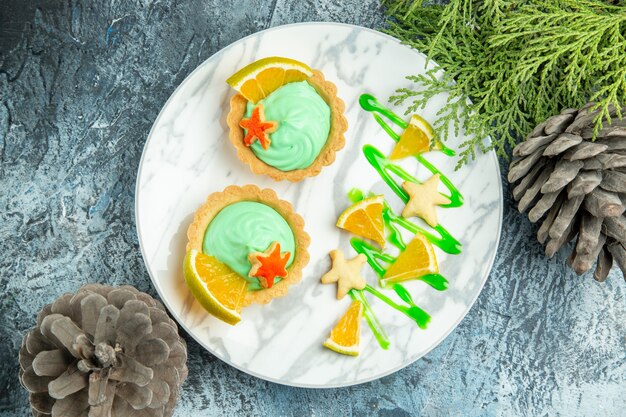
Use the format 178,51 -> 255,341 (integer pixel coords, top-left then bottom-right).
186,185 -> 310,306
227,70 -> 348,182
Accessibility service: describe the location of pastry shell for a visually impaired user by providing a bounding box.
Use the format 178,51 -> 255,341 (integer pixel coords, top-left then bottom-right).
226,70 -> 347,182
186,185 -> 310,306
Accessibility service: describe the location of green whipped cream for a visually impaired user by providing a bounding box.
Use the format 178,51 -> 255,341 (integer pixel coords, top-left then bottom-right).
202,201 -> 296,290
245,81 -> 331,171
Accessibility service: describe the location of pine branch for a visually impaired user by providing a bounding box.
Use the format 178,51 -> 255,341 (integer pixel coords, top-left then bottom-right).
382,0 -> 626,167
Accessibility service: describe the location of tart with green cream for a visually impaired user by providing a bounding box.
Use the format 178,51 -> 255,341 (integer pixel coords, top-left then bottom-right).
184,185 -> 310,324
226,57 -> 347,182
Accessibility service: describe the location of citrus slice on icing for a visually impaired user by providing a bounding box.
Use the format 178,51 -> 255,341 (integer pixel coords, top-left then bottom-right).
336,195 -> 386,247
226,57 -> 314,103
389,114 -> 435,160
323,300 -> 363,356
183,250 -> 248,325
381,233 -> 438,286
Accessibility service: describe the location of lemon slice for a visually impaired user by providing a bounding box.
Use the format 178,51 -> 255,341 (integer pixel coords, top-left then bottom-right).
336,195 -> 386,247
389,114 -> 436,160
183,250 -> 248,325
226,57 -> 314,103
381,233 -> 438,286
323,300 -> 363,356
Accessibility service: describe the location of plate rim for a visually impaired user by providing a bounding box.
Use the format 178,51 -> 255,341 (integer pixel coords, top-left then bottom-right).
134,21 -> 504,389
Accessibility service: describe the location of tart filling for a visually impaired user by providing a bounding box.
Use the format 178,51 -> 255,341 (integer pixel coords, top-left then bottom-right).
244,81 -> 331,171
202,201 -> 296,290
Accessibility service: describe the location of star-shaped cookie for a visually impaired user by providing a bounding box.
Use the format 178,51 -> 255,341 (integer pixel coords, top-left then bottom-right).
239,104 -> 278,150
248,241 -> 290,289
401,174 -> 451,227
321,249 -> 367,299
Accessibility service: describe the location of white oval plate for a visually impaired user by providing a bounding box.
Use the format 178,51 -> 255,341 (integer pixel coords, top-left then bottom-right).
135,22 -> 502,388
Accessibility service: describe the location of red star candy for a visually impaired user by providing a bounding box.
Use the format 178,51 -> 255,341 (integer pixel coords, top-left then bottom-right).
247,241 -> 291,289
239,104 -> 278,150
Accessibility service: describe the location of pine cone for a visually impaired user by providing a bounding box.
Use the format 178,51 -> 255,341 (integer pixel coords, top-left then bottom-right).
508,103 -> 626,282
19,284 -> 188,417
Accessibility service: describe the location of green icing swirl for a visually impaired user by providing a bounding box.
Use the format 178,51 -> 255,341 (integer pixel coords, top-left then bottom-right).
246,81 -> 331,171
202,201 -> 296,290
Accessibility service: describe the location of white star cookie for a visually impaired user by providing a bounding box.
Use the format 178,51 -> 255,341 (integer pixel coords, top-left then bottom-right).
401,174 -> 451,227
321,250 -> 367,299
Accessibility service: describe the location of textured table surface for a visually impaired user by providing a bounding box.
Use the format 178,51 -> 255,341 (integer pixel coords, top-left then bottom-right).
1,1 -> 624,416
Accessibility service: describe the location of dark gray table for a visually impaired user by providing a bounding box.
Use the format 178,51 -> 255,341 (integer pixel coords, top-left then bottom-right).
1,1 -> 624,416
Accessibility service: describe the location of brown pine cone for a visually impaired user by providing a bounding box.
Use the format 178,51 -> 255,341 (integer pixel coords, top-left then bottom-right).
508,103 -> 626,281
19,284 -> 188,417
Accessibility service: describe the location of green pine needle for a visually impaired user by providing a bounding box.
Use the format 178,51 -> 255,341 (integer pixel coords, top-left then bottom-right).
382,0 -> 626,168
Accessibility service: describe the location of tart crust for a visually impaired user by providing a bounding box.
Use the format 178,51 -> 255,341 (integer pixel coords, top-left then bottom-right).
186,185 -> 310,306
227,70 -> 348,182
